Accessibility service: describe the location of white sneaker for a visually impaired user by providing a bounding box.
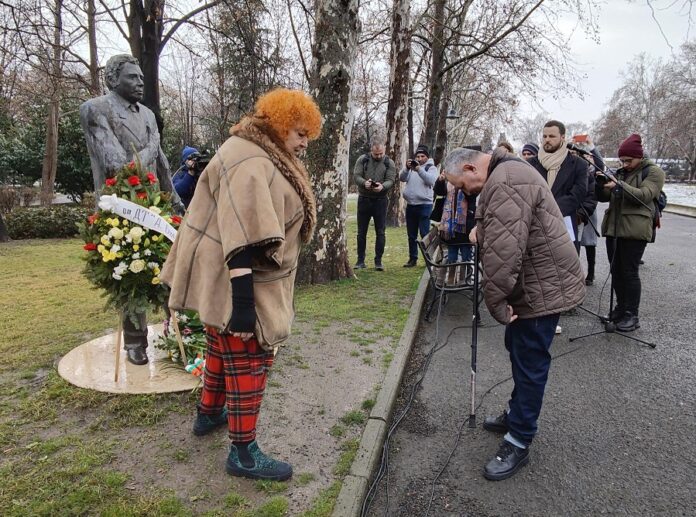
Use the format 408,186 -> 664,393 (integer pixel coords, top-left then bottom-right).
555,325 -> 562,335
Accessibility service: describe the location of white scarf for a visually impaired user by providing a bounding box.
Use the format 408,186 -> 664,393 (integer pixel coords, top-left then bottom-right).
538,144 -> 568,188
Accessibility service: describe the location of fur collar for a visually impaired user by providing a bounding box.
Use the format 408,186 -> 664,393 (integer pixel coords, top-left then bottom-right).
230,117 -> 316,243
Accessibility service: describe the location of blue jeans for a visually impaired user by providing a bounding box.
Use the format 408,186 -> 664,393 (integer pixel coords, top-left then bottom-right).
405,203 -> 433,261
504,313 -> 561,446
357,196 -> 388,264
446,243 -> 473,263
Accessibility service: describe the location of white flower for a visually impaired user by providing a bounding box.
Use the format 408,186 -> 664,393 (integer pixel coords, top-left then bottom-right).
147,261 -> 159,269
128,226 -> 144,244
132,252 -> 140,260
129,259 -> 146,273
149,206 -> 162,215
112,273 -> 123,280
143,249 -> 152,256
108,227 -> 124,240
111,244 -> 121,254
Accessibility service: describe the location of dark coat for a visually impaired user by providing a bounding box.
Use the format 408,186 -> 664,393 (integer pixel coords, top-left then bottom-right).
528,153 -> 587,238
596,159 -> 665,242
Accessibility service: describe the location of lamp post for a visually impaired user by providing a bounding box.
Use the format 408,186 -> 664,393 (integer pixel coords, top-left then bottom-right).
445,108 -> 460,155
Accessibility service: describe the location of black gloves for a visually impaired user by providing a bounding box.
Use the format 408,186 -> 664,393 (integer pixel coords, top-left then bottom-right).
224,248 -> 256,334
225,273 -> 256,333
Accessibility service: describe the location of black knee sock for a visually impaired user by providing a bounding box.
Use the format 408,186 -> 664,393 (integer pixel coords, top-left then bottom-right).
233,440 -> 255,467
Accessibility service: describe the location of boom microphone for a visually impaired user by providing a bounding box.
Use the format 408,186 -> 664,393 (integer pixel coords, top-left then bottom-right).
567,143 -> 591,155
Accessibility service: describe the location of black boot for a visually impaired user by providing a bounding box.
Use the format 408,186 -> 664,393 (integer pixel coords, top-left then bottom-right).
483,411 -> 508,433
616,312 -> 640,332
484,440 -> 530,481
585,246 -> 595,286
126,347 -> 148,365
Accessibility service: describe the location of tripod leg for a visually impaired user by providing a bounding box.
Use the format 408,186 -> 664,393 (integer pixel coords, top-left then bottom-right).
569,330 -> 609,342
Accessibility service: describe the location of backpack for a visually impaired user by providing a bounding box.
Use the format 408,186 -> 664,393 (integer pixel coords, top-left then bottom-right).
640,166 -> 667,243
641,167 -> 667,214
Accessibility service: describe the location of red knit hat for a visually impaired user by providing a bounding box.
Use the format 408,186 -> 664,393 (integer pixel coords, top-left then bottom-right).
618,133 -> 644,158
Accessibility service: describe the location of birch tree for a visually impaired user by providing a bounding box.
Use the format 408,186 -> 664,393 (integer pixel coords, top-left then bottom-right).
297,0 -> 360,284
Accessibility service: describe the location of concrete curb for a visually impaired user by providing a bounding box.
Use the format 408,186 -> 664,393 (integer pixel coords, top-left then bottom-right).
333,271 -> 430,517
664,203 -> 696,218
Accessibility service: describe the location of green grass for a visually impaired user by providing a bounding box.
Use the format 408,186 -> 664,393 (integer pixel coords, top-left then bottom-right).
0,201 -> 422,515
340,410 -> 367,426
254,480 -> 288,495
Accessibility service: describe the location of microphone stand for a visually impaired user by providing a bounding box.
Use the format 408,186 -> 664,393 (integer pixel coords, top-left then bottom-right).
569,154 -> 656,348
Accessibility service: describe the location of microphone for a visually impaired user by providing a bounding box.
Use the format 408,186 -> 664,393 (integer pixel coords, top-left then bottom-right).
566,143 -> 591,156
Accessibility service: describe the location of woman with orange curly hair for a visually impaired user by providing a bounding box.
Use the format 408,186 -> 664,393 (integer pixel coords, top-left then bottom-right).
162,88 -> 321,481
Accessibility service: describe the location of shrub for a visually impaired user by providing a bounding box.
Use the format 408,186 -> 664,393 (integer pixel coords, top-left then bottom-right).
6,205 -> 90,239
19,186 -> 38,207
0,186 -> 19,214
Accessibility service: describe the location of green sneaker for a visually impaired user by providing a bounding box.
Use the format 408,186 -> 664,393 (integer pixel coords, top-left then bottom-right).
226,441 -> 293,481
192,407 -> 228,436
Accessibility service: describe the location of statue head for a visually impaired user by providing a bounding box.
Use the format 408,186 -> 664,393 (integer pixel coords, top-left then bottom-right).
105,54 -> 144,104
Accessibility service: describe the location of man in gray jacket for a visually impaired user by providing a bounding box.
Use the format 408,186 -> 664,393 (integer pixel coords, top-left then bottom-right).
400,145 -> 437,267
444,147 -> 585,481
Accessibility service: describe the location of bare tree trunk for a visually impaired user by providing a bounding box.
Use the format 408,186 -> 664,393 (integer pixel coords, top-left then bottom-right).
385,0 -> 411,227
434,95 -> 448,166
421,0 -> 446,151
86,0 -> 100,96
297,0 -> 360,285
433,75 -> 452,165
41,0 -> 63,206
0,213 -> 9,242
407,79 -> 414,158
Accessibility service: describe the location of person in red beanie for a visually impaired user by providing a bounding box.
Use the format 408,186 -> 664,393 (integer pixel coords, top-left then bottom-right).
595,133 -> 665,332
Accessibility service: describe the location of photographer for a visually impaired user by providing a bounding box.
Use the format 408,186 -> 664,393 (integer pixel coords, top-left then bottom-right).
353,135 -> 396,271
595,133 -> 665,332
399,145 -> 437,267
173,146 -> 203,208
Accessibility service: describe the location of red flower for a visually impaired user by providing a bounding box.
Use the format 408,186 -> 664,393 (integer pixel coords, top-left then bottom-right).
84,242 -> 97,251
105,177 -> 117,187
171,215 -> 182,225
87,213 -> 98,225
127,161 -> 136,170
136,191 -> 148,199
146,172 -> 157,185
127,175 -> 141,186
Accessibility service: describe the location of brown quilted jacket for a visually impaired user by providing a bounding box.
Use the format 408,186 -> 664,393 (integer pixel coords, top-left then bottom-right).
476,153 -> 586,324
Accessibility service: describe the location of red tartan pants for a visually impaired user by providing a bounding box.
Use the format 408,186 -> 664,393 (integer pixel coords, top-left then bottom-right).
199,327 -> 275,442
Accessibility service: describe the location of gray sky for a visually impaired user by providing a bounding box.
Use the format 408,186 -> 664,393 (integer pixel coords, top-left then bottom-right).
521,1 -> 693,126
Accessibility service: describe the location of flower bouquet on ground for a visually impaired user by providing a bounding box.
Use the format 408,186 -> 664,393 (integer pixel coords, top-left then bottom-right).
78,159 -> 182,325
156,310 -> 207,373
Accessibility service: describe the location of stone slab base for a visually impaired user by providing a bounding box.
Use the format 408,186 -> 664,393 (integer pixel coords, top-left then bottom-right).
57,324 -> 200,394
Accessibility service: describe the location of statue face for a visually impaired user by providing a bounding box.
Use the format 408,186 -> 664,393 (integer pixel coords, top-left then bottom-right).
114,62 -> 144,104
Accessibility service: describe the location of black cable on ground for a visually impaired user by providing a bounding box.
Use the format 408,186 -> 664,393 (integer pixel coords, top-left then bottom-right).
360,287 -> 492,517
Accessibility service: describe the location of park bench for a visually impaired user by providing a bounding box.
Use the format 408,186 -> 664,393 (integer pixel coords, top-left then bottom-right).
418,226 -> 482,323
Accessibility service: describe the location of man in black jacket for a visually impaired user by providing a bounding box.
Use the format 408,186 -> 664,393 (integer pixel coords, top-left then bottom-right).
527,120 -> 587,248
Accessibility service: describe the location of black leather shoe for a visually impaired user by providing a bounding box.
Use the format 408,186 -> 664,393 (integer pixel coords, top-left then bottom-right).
616,313 -> 640,332
126,347 -> 148,365
606,308 -> 625,323
484,440 -> 530,481
483,411 -> 508,433
375,262 -> 384,271
353,262 -> 366,270
403,259 -> 417,268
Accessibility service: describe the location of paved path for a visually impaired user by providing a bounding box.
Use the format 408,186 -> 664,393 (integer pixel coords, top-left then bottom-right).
366,210 -> 696,516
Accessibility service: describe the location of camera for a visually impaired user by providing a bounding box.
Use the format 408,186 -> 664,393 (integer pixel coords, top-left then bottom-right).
188,151 -> 211,175
408,159 -> 418,169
